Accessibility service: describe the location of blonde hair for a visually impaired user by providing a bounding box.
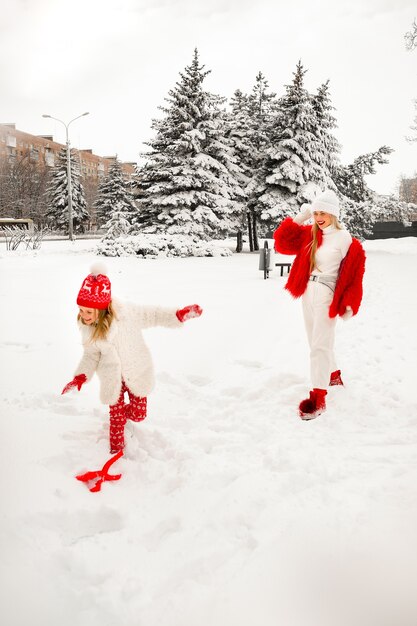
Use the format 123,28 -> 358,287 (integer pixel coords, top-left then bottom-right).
78,301 -> 116,342
309,215 -> 342,273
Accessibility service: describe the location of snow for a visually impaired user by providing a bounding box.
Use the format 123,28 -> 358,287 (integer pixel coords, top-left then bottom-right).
1,237 -> 417,626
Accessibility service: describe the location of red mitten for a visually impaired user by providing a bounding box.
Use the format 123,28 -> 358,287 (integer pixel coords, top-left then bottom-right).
176,304 -> 203,322
61,374 -> 87,395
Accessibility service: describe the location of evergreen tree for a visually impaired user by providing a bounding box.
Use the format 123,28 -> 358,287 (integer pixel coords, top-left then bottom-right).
135,49 -> 244,239
224,89 -> 254,250
254,61 -> 336,232
225,73 -> 277,250
95,157 -> 137,228
334,146 -> 393,202
310,80 -> 341,185
45,147 -> 89,233
245,72 -> 277,249
102,200 -> 131,240
227,89 -> 254,185
339,194 -> 414,240
246,71 -> 277,160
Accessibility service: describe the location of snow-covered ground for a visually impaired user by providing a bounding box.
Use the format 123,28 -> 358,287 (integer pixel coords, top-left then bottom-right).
1,236 -> 417,626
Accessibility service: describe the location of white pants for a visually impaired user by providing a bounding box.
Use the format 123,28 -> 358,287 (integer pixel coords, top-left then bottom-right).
302,281 -> 337,389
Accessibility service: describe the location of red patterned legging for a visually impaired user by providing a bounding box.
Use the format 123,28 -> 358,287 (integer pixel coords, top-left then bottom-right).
109,380 -> 147,453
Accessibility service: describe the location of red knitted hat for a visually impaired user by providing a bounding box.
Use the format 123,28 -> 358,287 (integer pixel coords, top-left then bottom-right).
77,263 -> 111,310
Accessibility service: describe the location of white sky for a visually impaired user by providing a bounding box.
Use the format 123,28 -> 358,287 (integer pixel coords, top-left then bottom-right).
1,0 -> 416,195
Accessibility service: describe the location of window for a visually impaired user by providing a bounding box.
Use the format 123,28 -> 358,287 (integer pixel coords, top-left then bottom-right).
45,151 -> 54,167
6,135 -> 16,148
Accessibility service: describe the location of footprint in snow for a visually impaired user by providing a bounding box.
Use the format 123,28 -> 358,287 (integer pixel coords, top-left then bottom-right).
186,374 -> 212,387
235,359 -> 264,369
144,516 -> 182,551
31,507 -> 123,545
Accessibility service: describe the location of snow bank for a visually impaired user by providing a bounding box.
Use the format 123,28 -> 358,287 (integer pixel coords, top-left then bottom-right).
97,233 -> 233,258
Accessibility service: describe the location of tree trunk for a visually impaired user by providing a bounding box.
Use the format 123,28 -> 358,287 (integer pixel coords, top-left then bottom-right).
253,213 -> 259,251
236,230 -> 243,253
247,211 -> 254,252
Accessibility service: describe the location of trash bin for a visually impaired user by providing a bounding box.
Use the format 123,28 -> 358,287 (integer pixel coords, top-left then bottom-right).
259,241 -> 274,279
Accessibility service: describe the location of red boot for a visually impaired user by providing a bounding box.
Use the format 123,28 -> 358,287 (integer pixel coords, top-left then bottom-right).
329,369 -> 344,386
299,388 -> 327,420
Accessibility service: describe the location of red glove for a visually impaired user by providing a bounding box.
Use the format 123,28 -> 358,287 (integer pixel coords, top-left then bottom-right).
176,304 -> 203,322
61,374 -> 87,395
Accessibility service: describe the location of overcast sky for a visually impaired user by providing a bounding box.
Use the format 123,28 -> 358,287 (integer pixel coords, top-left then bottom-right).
1,0 -> 416,195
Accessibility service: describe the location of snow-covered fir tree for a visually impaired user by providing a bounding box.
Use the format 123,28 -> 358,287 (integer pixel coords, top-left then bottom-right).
254,61 -> 337,233
246,72 -> 277,161
334,146 -> 393,202
45,147 -> 89,233
244,72 -> 277,249
135,49 -> 244,240
95,157 -> 137,228
310,80 -> 341,185
224,73 -> 277,250
341,194 -> 416,240
102,200 -> 131,240
223,89 -> 254,250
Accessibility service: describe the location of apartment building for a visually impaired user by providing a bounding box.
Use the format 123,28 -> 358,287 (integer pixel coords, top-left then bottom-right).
0,123 -> 136,180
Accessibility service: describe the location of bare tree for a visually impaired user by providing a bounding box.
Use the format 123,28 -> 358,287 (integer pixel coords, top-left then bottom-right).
0,150 -> 51,225
399,173 -> 417,203
405,21 -> 417,142
405,19 -> 417,51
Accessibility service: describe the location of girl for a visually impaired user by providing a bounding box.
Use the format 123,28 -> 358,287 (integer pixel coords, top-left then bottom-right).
62,264 -> 202,453
273,189 -> 365,420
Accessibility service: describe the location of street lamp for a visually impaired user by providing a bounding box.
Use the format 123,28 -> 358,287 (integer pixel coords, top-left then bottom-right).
42,112 -> 89,241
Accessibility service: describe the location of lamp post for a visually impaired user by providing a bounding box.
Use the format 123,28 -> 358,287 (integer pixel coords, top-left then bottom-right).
42,112 -> 89,241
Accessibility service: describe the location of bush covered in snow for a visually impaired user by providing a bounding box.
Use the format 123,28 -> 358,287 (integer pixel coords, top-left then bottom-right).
97,233 -> 232,258
341,196 -> 417,240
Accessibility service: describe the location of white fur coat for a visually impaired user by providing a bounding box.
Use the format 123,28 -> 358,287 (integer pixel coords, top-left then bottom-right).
74,299 -> 182,405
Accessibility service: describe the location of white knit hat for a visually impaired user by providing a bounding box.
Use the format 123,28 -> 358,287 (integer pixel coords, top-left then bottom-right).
311,189 -> 340,219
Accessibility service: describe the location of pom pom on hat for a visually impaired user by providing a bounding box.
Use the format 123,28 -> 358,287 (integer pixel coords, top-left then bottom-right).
77,263 -> 111,310
311,189 -> 340,220
90,261 -> 108,277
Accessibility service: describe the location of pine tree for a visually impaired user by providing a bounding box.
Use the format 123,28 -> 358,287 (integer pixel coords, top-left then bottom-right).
102,200 -> 131,240
310,80 -> 341,185
254,61 -> 332,233
135,49 -> 244,240
227,89 -> 254,184
334,146 -> 393,202
225,89 -> 253,250
45,147 -> 89,233
95,157 -> 137,228
245,72 -> 277,249
225,73 -> 277,251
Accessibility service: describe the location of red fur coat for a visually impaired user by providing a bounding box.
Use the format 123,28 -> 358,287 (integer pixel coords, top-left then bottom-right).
273,217 -> 366,318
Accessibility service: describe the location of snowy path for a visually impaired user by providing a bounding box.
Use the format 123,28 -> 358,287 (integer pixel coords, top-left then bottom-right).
1,238 -> 417,626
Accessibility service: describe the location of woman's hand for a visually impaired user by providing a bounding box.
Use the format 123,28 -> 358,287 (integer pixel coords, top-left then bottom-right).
293,204 -> 312,224
61,374 -> 87,394
341,306 -> 353,321
176,304 -> 203,322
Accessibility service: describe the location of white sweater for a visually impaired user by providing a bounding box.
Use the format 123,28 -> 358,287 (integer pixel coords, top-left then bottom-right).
74,299 -> 182,405
311,225 -> 352,278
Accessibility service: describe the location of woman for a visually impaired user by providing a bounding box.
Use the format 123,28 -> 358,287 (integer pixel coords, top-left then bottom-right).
273,189 -> 365,420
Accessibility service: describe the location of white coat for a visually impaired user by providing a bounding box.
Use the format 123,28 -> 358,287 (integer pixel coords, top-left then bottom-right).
74,299 -> 182,405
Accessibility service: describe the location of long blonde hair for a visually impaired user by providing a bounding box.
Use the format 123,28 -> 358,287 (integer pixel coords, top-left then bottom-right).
309,216 -> 342,273
78,301 -> 116,342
